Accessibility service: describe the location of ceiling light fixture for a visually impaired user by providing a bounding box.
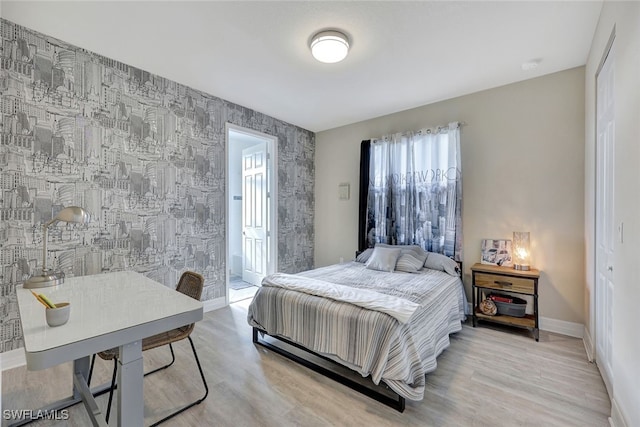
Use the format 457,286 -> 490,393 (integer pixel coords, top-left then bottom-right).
310,30 -> 350,63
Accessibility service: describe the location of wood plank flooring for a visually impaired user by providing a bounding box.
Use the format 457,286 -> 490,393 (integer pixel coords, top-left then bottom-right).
2,299 -> 610,426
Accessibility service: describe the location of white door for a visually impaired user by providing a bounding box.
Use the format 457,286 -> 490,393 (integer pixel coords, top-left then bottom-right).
242,143 -> 268,286
595,41 -> 615,395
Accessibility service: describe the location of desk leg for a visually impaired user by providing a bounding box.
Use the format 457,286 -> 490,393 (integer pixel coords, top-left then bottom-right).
117,340 -> 143,427
73,356 -> 91,400
7,357 -> 109,427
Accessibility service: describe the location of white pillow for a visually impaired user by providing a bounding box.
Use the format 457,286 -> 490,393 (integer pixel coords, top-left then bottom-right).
365,246 -> 402,272
423,252 -> 460,276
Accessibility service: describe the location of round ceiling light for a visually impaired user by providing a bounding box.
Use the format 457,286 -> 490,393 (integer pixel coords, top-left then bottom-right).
310,30 -> 350,63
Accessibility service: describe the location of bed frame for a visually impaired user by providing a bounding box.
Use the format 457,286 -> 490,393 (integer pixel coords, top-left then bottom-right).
252,327 -> 406,412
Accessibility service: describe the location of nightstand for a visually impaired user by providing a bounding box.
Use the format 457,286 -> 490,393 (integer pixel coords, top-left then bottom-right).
471,263 -> 540,341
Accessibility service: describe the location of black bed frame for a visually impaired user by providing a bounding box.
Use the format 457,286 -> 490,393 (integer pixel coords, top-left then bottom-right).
252,327 -> 406,412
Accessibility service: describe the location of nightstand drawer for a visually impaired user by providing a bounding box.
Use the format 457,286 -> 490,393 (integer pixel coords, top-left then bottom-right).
474,272 -> 535,294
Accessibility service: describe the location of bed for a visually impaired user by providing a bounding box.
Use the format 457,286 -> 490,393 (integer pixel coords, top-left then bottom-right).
247,248 -> 467,411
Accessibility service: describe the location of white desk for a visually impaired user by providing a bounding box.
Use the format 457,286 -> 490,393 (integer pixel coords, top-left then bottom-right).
14,271 -> 203,427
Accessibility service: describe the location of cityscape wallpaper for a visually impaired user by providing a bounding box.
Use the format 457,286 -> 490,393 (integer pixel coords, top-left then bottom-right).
0,19 -> 315,352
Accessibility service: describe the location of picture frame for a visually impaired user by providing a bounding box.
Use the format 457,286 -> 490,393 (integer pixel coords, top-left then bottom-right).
481,239 -> 513,267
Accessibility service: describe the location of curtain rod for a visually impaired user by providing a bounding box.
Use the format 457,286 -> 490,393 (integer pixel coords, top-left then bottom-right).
417,121 -> 466,135
374,121 -> 466,141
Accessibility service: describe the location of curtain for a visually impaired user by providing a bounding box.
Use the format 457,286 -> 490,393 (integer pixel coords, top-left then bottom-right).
364,122 -> 462,261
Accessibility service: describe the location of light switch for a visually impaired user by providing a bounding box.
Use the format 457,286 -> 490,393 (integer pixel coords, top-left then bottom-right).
338,183 -> 350,200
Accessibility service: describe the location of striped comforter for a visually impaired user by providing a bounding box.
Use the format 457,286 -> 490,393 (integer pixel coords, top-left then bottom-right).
247,262 -> 467,401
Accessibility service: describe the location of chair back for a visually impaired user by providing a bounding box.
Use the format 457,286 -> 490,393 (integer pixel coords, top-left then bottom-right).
177,271 -> 204,301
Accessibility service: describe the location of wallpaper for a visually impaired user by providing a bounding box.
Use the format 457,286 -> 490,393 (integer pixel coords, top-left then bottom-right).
0,19 -> 315,353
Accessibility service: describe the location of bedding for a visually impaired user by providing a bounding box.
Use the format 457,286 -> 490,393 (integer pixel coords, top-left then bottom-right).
247,261 -> 467,401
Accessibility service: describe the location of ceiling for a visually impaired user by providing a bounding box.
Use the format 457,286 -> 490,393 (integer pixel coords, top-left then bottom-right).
2,1 -> 603,133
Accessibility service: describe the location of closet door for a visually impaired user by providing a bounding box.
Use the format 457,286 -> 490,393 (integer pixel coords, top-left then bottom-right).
595,40 -> 615,395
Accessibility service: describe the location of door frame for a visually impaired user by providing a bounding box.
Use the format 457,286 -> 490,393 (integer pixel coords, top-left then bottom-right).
225,123 -> 278,304
592,28 -> 616,396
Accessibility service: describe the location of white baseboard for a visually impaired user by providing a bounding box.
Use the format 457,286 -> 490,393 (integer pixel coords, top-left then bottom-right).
539,317 -> 583,338
610,398 -> 629,427
583,326 -> 594,361
468,304 -> 583,339
0,348 -> 26,371
203,296 -> 226,313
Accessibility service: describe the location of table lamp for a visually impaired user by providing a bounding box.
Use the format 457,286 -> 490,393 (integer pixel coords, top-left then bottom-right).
512,231 -> 531,271
24,206 -> 91,289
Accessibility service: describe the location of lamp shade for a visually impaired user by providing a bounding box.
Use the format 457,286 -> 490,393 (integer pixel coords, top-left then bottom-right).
50,206 -> 91,226
310,30 -> 350,63
512,231 -> 531,271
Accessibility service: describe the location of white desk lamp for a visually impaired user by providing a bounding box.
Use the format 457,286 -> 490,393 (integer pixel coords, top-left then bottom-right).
24,206 -> 91,289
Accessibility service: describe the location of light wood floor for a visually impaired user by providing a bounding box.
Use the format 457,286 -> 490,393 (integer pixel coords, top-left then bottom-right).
2,299 -> 610,426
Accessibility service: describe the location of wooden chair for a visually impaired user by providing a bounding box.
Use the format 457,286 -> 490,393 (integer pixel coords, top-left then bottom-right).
88,271 -> 209,426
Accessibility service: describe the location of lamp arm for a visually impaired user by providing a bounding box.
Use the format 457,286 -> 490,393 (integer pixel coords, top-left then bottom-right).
42,223 -> 49,273
44,218 -> 60,228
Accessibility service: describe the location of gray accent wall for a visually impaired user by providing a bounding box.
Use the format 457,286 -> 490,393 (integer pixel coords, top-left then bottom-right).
0,19 -> 315,352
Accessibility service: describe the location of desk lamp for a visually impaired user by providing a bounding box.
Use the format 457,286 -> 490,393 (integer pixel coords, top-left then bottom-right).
24,206 -> 90,289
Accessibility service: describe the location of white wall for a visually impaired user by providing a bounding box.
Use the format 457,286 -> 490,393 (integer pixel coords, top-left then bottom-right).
584,2 -> 640,426
315,68 -> 586,325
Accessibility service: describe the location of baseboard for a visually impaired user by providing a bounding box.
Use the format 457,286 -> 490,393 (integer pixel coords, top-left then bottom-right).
539,317 -> 583,338
203,296 -> 226,313
0,347 -> 26,371
583,326 -> 595,362
610,398 -> 629,427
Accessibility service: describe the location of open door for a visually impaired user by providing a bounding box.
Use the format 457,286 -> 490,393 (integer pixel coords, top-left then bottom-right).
241,142 -> 268,286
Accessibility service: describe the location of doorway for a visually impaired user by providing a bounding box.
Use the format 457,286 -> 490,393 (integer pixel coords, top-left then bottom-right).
594,37 -> 615,396
226,124 -> 277,303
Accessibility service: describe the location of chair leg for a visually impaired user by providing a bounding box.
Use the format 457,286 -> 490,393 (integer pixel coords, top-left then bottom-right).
87,354 -> 96,386
149,337 -> 209,427
144,343 -> 176,377
105,357 -> 118,423
189,336 -> 209,404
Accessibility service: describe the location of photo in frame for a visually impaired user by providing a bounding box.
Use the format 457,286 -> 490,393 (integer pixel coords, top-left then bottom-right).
481,239 -> 513,267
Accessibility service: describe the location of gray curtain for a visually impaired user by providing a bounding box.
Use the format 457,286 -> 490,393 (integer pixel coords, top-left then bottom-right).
365,122 -> 462,261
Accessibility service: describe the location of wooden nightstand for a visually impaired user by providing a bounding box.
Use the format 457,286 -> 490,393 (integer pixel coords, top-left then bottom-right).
471,263 -> 540,341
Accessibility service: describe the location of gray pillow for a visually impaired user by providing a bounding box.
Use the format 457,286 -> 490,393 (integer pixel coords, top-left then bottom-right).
395,253 -> 426,273
376,244 -> 427,260
424,252 -> 460,276
367,244 -> 428,273
365,246 -> 402,272
355,248 -> 374,263
400,245 -> 428,263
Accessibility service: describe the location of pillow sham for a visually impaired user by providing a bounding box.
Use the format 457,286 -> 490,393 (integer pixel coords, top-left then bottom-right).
401,245 -> 428,263
365,246 -> 402,272
395,253 -> 426,273
355,248 -> 374,263
424,252 -> 460,276
376,244 -> 428,262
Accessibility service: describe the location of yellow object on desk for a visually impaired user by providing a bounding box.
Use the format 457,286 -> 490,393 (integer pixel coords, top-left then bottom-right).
30,291 -> 56,308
